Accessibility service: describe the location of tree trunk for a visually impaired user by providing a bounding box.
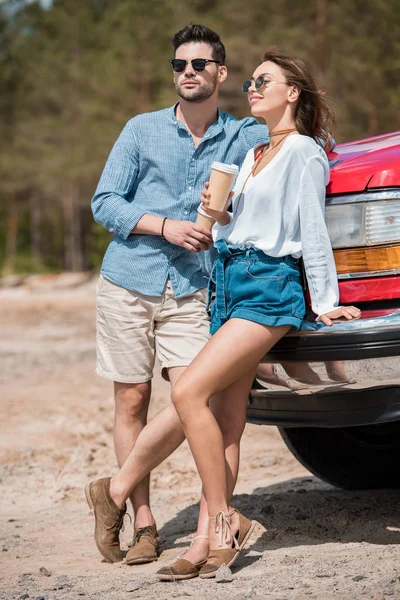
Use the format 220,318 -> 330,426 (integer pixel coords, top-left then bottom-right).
30,193 -> 41,260
63,182 -> 83,272
5,195 -> 19,272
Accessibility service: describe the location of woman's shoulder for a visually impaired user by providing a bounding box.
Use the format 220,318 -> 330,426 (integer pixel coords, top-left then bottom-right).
289,134 -> 325,152
288,135 -> 329,166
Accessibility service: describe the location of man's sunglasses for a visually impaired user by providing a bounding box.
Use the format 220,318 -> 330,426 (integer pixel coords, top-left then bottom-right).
170,58 -> 221,73
241,75 -> 288,93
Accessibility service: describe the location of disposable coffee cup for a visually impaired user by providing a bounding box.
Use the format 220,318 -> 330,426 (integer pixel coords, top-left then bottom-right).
207,162 -> 239,211
196,206 -> 215,232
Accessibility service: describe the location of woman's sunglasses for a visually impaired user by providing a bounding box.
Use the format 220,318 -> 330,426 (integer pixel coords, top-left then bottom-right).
170,58 -> 221,73
241,75 -> 288,93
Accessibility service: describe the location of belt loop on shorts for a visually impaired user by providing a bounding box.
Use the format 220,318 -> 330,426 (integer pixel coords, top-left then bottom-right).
283,254 -> 297,268
213,240 -> 232,319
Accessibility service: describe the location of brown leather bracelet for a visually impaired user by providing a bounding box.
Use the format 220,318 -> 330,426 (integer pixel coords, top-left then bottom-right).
161,217 -> 167,238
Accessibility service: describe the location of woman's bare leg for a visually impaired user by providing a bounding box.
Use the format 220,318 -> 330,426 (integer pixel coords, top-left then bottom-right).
108,367 -> 251,510
172,318 -> 290,549
181,370 -> 255,565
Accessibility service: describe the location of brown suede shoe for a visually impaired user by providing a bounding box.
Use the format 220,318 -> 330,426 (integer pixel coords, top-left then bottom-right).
156,557 -> 207,581
156,533 -> 209,580
199,509 -> 255,579
125,524 -> 160,565
85,477 -> 126,563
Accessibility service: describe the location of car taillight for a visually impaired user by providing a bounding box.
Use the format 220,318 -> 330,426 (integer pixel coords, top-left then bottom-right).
325,190 -> 400,303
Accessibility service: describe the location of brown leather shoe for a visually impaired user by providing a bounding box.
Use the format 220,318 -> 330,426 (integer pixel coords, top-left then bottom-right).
199,509 -> 255,579
85,477 -> 126,563
125,524 -> 160,565
156,557 -> 207,581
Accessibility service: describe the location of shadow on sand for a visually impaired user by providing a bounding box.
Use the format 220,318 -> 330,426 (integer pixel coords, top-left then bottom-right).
157,476 -> 400,572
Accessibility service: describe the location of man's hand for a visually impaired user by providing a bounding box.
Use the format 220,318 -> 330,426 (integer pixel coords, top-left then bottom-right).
319,306 -> 361,327
163,219 -> 213,252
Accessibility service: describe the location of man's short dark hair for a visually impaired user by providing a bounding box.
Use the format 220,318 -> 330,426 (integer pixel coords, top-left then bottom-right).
172,23 -> 226,65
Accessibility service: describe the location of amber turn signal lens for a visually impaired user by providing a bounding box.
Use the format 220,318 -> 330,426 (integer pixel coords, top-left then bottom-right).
334,244 -> 400,275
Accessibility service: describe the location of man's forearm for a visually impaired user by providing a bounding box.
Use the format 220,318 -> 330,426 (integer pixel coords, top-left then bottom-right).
132,214 -> 164,236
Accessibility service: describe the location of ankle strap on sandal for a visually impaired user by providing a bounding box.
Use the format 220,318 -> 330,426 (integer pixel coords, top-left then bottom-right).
190,534 -> 209,546
209,509 -> 239,549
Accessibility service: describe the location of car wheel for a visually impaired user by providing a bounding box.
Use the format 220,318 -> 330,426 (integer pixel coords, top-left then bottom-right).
279,421 -> 400,489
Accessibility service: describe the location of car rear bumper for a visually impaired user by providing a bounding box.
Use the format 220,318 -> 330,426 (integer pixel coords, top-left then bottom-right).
248,306 -> 400,428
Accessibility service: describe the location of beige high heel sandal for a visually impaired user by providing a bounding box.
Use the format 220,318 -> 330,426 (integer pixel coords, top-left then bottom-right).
155,534 -> 209,581
199,508 -> 255,579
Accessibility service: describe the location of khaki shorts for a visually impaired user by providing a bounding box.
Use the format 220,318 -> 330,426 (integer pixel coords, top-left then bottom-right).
96,275 -> 210,383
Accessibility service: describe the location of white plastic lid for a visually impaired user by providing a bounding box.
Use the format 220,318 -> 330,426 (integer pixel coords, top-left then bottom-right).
211,162 -> 239,175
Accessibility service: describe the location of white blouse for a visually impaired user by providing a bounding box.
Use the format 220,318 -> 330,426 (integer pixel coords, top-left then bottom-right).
212,134 -> 340,318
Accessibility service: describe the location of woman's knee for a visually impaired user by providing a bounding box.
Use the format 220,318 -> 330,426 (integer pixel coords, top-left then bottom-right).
172,378 -> 208,422
171,379 -> 190,413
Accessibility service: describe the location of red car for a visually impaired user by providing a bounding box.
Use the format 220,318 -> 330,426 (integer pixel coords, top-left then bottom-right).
249,131 -> 400,489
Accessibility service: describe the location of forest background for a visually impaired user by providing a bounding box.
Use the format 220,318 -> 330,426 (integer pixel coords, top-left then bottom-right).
0,0 -> 399,275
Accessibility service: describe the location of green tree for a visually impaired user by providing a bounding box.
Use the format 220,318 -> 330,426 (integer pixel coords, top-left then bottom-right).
0,0 -> 399,275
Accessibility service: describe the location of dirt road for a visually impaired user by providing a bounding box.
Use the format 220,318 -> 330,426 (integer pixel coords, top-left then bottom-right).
1,277 -> 399,600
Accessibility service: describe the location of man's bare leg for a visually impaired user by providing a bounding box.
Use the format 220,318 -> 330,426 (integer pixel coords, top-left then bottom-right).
114,369 -> 188,527
114,381 -> 155,528
114,369 -> 187,529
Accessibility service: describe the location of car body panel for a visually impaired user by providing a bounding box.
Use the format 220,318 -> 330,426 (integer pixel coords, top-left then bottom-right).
327,131 -> 400,194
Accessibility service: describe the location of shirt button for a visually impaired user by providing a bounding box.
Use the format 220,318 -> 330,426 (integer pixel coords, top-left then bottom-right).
188,186 -> 193,190
184,210 -> 189,215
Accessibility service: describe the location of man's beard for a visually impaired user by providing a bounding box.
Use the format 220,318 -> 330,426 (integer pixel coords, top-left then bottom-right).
175,77 -> 217,103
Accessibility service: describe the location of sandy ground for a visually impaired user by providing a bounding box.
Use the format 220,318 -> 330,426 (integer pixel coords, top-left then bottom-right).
1,275 -> 400,600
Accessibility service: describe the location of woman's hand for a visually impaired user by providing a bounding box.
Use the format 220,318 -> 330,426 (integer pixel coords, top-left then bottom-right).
200,182 -> 233,226
319,306 -> 361,327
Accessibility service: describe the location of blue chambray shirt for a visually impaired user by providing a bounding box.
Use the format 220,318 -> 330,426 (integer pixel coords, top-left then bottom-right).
92,104 -> 269,297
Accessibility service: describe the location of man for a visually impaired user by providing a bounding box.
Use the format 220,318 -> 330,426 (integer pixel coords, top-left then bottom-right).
89,23 -> 268,566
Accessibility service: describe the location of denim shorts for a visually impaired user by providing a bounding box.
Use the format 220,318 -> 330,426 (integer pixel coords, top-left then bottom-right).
207,240 -> 306,335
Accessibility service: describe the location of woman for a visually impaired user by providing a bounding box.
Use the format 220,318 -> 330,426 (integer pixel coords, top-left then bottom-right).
170,48 -> 360,578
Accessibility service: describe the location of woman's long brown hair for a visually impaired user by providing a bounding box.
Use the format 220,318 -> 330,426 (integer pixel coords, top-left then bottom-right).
262,48 -> 335,152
